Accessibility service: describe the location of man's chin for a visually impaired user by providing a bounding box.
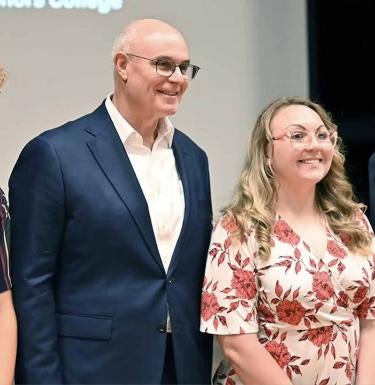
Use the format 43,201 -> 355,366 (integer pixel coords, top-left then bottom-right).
160,105 -> 179,117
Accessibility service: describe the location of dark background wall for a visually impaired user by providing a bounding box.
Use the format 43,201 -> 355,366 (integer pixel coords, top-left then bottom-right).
308,0 -> 375,225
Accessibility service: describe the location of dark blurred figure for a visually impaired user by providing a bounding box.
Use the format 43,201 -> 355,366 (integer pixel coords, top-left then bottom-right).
369,153 -> 375,227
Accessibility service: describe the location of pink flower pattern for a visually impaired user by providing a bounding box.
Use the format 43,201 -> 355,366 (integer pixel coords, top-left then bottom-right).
201,213 -> 375,385
201,292 -> 220,321
231,269 -> 257,300
312,272 -> 335,300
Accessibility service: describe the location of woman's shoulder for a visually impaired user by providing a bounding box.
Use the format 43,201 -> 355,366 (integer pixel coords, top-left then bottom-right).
355,209 -> 373,231
213,213 -> 257,246
214,213 -> 238,233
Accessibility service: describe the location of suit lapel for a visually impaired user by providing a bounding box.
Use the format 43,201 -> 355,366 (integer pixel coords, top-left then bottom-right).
167,134 -> 192,274
85,104 -> 164,273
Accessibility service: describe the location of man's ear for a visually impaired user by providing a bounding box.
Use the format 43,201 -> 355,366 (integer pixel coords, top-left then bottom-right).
113,52 -> 128,82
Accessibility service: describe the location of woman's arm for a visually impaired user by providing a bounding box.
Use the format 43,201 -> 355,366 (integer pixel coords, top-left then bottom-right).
0,290 -> 17,385
218,334 -> 293,385
356,319 -> 375,385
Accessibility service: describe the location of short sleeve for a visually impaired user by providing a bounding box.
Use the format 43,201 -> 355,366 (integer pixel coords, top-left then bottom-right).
356,209 -> 374,236
200,214 -> 259,335
0,189 -> 11,292
355,211 -> 375,320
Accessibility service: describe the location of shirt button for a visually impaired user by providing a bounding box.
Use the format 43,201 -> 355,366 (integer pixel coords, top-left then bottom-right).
158,324 -> 167,333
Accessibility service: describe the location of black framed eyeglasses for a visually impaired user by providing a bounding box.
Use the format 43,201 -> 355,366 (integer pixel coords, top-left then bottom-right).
124,52 -> 200,80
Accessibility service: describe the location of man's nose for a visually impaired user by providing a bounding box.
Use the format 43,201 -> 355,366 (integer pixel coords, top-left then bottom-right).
169,66 -> 187,82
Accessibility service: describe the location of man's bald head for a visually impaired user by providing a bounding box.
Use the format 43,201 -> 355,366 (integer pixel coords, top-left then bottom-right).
111,18 -> 191,124
112,19 -> 187,57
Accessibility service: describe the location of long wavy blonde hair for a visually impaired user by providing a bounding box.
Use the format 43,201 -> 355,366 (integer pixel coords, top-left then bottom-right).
224,97 -> 372,260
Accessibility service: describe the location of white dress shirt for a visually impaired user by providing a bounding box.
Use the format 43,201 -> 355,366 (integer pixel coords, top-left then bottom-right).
105,95 -> 185,331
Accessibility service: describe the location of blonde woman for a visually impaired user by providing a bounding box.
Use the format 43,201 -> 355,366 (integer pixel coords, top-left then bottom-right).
201,97 -> 375,385
0,66 -> 17,385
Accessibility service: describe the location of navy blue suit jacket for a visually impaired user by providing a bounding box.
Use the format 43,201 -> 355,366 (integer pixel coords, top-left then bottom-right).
9,102 -> 213,384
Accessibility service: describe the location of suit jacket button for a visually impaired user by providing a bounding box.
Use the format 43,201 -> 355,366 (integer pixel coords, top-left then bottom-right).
167,278 -> 175,284
158,324 -> 167,332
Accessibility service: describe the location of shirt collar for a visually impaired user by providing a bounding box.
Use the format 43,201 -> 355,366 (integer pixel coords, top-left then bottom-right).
105,94 -> 174,148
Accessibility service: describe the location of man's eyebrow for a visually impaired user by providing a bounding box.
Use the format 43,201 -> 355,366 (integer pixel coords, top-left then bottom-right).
153,55 -> 191,64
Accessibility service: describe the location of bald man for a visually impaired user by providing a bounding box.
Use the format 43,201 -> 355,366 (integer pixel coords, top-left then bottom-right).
10,19 -> 213,384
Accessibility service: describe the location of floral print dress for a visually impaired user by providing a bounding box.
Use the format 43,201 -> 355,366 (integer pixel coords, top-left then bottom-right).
200,213 -> 375,385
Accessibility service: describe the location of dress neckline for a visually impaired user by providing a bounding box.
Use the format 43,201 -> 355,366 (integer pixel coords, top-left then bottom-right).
275,213 -> 331,260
